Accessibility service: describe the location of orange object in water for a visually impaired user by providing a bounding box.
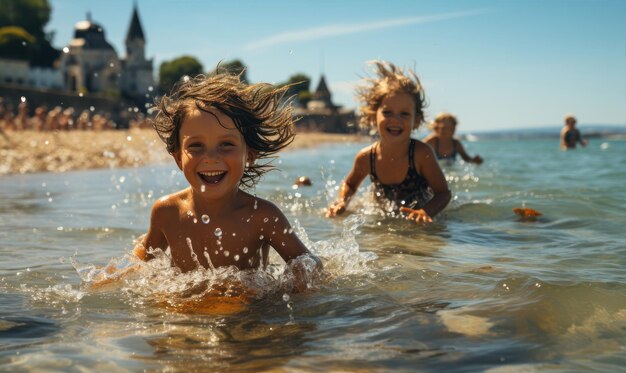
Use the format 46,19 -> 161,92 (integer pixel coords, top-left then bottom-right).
513,207 -> 542,220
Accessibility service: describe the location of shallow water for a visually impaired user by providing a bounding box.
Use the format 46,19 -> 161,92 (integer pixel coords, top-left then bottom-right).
1,138 -> 625,372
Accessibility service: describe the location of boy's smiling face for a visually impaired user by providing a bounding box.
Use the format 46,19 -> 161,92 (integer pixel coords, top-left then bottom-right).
174,108 -> 251,198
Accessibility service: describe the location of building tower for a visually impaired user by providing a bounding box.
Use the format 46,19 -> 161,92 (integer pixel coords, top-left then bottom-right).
121,4 -> 154,106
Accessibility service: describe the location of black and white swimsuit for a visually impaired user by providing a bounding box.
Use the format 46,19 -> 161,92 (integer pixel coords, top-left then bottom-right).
369,139 -> 433,210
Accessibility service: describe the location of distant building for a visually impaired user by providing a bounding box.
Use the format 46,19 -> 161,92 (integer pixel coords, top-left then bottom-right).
1,5 -> 154,111
293,75 -> 357,133
60,6 -> 154,107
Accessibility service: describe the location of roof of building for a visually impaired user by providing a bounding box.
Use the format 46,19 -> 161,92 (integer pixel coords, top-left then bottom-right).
72,18 -> 116,51
126,6 -> 145,42
312,75 -> 331,102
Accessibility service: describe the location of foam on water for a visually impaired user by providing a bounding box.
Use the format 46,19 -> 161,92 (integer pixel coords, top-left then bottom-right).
66,215 -> 376,314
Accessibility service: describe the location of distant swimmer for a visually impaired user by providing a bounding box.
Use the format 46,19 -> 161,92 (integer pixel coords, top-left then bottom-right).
423,112 -> 483,164
560,114 -> 587,149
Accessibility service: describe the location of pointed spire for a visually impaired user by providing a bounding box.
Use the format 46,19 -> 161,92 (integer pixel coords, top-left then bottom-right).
86,11 -> 92,22
313,75 -> 331,102
126,4 -> 145,42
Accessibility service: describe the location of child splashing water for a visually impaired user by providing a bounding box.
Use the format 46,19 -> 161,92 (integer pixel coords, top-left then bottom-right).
327,61 -> 451,223
139,72 -> 321,294
423,112 -> 483,164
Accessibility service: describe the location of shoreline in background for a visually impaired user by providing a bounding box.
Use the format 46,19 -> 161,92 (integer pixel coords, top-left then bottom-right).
0,129 -> 369,176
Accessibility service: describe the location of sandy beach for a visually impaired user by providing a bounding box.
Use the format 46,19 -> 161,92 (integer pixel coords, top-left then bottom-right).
0,129 -> 368,175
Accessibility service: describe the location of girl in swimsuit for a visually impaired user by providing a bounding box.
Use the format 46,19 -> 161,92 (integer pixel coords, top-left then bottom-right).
423,113 -> 483,164
326,61 -> 451,223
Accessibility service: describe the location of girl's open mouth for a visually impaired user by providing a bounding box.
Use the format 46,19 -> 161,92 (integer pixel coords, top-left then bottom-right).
198,171 -> 226,184
387,127 -> 403,136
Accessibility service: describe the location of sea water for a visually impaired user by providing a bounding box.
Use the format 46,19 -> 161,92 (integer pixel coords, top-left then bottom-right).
0,138 -> 625,372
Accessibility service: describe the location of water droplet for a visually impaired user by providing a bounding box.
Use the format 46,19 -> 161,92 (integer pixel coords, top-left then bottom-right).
254,200 -> 258,210
119,176 -> 126,183
243,247 -> 248,253
63,47 -> 69,53
232,232 -> 236,236
289,49 -> 293,55
20,96 -> 26,103
259,235 -> 264,240
283,294 -> 290,302
89,106 -> 95,112
183,75 -> 190,82
263,218 -> 269,223
214,228 -> 223,237
224,250 -> 230,257
201,185 -> 206,192
193,218 -> 198,224
234,254 -> 240,261
288,228 -> 293,234
274,217 -> 279,222
202,215 -> 210,224
187,211 -> 193,217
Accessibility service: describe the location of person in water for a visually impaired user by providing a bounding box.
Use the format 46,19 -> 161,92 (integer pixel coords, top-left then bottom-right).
326,61 -> 451,223
423,112 -> 483,164
142,72 -> 321,289
560,114 -> 587,149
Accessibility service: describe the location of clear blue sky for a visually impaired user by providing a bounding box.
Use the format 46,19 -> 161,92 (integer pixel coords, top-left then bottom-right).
47,0 -> 626,132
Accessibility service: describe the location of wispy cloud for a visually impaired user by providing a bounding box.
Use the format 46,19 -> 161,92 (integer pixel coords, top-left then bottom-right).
244,10 -> 488,51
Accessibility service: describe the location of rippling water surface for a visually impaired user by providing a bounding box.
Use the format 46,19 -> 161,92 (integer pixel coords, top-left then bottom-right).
1,138 -> 625,372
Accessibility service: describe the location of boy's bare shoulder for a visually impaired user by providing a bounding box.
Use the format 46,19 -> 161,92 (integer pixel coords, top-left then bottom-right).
250,196 -> 283,215
151,188 -> 191,214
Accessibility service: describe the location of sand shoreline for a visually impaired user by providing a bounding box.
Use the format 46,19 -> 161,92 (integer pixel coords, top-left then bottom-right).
0,129 -> 368,175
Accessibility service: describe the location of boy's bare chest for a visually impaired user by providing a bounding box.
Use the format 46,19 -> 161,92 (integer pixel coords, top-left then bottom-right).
162,217 -> 267,271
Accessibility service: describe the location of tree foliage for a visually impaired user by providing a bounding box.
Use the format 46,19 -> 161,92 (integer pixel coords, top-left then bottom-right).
158,55 -> 204,94
280,73 -> 311,106
0,0 -> 58,66
212,59 -> 248,83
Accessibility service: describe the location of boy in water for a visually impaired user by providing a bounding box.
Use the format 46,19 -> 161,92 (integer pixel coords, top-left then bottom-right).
142,73 -> 321,289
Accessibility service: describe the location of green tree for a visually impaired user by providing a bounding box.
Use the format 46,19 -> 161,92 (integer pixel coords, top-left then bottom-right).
0,26 -> 36,60
280,73 -> 311,107
0,0 -> 58,66
212,59 -> 248,83
158,56 -> 204,94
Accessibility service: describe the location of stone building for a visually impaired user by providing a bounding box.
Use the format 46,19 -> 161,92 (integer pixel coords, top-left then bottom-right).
60,5 -> 154,107
293,75 -> 357,133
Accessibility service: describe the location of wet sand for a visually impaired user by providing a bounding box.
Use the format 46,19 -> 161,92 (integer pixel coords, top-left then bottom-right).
0,129 -> 368,175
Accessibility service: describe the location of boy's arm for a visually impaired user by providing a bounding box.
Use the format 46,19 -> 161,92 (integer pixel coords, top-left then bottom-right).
261,201 -> 322,291
327,148 -> 370,217
140,200 -> 170,261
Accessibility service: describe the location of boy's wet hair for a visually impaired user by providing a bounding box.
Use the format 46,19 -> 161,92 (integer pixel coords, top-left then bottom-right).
153,71 -> 295,189
356,60 -> 426,129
